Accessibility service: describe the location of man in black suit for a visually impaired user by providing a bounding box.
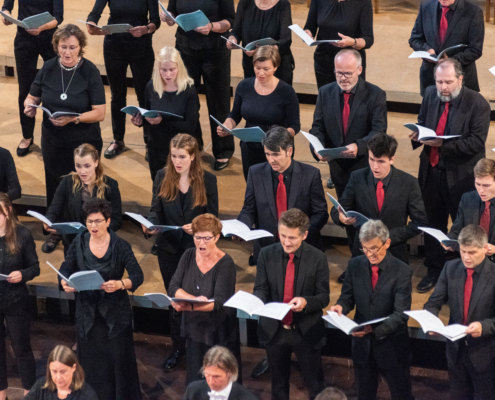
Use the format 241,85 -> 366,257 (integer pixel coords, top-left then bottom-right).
309,49 -> 387,193
445,159 -> 495,262
409,58 -> 490,292
409,0 -> 484,96
425,225 -> 495,400
330,133 -> 427,282
330,220 -> 413,400
253,208 -> 329,400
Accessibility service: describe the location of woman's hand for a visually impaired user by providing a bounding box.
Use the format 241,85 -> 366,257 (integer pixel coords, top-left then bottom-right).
1,10 -> 12,25
61,280 -> 77,293
216,118 -> 235,137
100,280 -> 122,293
160,10 -> 175,26
195,296 -> 209,302
171,300 -> 193,312
7,271 -> 22,284
129,26 -> 148,38
24,103 -> 37,118
195,23 -> 212,36
182,224 -> 193,235
304,29 -> 313,39
50,116 -> 78,127
145,114 -> 162,125
25,28 -> 42,36
226,36 -> 238,50
130,112 -> 143,127
43,223 -> 57,234
243,49 -> 256,57
333,33 -> 355,48
86,22 -> 108,36
142,224 -> 159,235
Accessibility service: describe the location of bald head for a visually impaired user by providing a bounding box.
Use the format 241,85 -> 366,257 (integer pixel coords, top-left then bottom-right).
334,49 -> 362,92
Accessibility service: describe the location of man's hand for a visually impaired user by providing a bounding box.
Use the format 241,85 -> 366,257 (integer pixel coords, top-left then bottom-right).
231,235 -> 244,242
43,223 -> 57,234
61,280 -> 77,293
338,208 -> 357,226
313,148 -> 329,162
182,224 -> 193,235
441,243 -> 454,252
466,322 -> 482,338
423,49 -> 437,64
408,130 -> 419,142
7,271 -> 22,284
142,225 -> 159,235
342,143 -> 358,158
289,297 -> 307,312
484,243 -> 495,256
329,304 -> 343,316
352,324 -> 372,337
131,112 -> 143,127
420,138 -> 443,148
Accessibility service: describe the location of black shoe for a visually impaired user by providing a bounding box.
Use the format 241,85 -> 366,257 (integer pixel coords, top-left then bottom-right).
41,233 -> 61,254
248,255 -> 256,266
251,358 -> 270,379
17,138 -> 33,157
417,276 -> 437,293
213,159 -> 230,171
104,140 -> 125,159
151,244 -> 158,256
163,349 -> 183,372
327,179 -> 335,189
337,270 -> 346,284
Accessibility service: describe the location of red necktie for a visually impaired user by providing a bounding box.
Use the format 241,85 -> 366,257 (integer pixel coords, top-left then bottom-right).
371,265 -> 379,290
430,102 -> 450,167
463,269 -> 474,325
276,174 -> 287,220
281,253 -> 295,326
480,201 -> 490,235
439,7 -> 448,44
342,93 -> 351,135
376,181 -> 384,213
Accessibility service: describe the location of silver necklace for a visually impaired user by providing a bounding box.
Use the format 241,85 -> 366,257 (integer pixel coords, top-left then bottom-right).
59,57 -> 80,100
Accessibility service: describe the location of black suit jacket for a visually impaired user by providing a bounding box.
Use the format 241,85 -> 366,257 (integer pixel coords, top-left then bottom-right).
412,86 -> 489,206
148,169 -> 218,254
309,78 -> 387,189
253,241 -> 330,349
409,0 -> 484,93
183,380 -> 258,400
330,166 -> 428,263
46,174 -> 122,233
337,252 -> 412,366
425,258 -> 495,373
238,161 -> 328,252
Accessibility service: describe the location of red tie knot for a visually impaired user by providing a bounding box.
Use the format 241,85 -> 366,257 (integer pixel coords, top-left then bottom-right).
278,174 -> 284,183
289,253 -> 295,262
466,268 -> 474,277
444,102 -> 450,111
372,265 -> 379,273
343,93 -> 351,103
442,6 -> 449,15
485,201 -> 491,210
377,181 -> 383,189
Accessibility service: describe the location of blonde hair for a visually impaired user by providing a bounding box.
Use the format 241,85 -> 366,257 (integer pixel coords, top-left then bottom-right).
253,45 -> 281,68
44,345 -> 85,392
152,47 -> 194,98
0,193 -> 19,254
70,144 -> 108,199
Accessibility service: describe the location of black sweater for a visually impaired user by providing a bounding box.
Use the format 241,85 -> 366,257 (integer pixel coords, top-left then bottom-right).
25,378 -> 98,400
0,147 -> 21,201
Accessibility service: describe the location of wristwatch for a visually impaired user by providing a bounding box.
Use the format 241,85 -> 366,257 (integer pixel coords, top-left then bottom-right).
353,38 -> 357,46
121,280 -> 126,290
75,116 -> 80,125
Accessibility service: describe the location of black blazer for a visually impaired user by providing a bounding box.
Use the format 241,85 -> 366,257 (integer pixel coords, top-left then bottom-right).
338,252 -> 412,367
183,380 -> 258,400
412,86 -> 490,206
45,174 -> 122,233
409,0 -> 484,93
148,169 -> 218,254
309,78 -> 387,188
0,147 -> 21,201
238,161 -> 328,252
253,241 -> 330,349
330,166 -> 428,263
425,258 -> 495,373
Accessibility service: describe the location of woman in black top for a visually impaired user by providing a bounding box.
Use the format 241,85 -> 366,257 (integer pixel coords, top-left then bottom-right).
131,47 -> 200,181
24,24 -> 106,252
0,192 -> 40,398
60,198 -> 144,400
168,214 -> 238,384
303,0 -> 373,89
0,147 -> 21,201
1,0 -> 62,157
227,0 -> 294,85
25,345 -> 98,400
219,46 -> 300,180
142,133 -> 218,371
43,143 -> 122,254
86,0 -> 160,160
160,0 -> 235,171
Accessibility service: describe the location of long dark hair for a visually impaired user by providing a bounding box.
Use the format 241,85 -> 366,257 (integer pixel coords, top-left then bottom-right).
0,193 -> 19,254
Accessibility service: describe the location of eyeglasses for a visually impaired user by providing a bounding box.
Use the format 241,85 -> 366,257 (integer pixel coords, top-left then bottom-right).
193,235 -> 215,242
59,45 -> 80,53
360,242 -> 386,255
334,68 -> 359,79
86,219 -> 106,226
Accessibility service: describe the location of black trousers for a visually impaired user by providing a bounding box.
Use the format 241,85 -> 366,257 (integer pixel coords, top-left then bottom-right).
422,165 -> 460,278
240,141 -> 267,181
449,343 -> 495,400
14,32 -> 56,140
148,156 -> 167,183
103,35 -> 154,143
0,298 -> 35,391
265,326 -> 324,400
314,46 -> 367,89
157,247 -> 186,354
242,51 -> 294,85
177,43 -> 234,160
41,135 -> 103,209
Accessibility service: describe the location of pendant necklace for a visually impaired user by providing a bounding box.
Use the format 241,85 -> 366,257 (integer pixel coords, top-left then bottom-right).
60,57 -> 81,100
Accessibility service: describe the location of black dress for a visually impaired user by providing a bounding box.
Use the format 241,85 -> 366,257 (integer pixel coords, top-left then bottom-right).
303,0 -> 374,88
29,57 -> 106,208
25,378 -> 98,400
59,230 -> 144,400
227,77 -> 300,180
0,147 -> 21,200
168,248 -> 238,384
230,0 -> 293,84
0,225 -> 40,391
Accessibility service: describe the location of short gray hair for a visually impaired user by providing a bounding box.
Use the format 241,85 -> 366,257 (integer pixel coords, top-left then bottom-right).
201,346 -> 238,383
434,58 -> 463,79
458,224 -> 487,249
359,220 -> 389,244
334,49 -> 362,68
315,387 -> 347,400
262,126 -> 294,152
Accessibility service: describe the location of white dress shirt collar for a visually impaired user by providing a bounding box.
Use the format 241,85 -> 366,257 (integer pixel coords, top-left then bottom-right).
208,381 -> 233,400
